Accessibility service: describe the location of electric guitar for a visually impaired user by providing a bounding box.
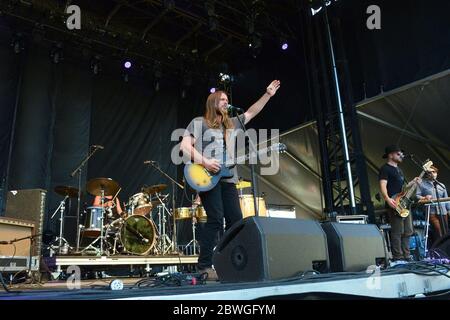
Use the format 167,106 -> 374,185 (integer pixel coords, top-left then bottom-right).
184,143 -> 286,192
391,160 -> 433,218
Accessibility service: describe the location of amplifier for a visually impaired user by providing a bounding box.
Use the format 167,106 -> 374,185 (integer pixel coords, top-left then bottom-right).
5,189 -> 46,256
0,216 -> 40,272
335,215 -> 368,224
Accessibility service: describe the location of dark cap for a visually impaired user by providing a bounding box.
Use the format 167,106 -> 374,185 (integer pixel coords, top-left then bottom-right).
382,145 -> 403,159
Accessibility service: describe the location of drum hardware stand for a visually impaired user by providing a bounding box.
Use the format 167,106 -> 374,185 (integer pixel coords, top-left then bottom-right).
155,196 -> 174,255
185,217 -> 199,255
144,160 -> 184,253
70,145 -> 103,252
50,195 -> 72,255
80,189 -> 108,256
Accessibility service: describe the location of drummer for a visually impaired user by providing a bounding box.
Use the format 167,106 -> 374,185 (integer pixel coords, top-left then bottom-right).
93,195 -> 124,218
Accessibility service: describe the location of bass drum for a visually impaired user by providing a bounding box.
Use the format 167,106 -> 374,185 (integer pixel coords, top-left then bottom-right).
239,195 -> 267,218
106,215 -> 157,255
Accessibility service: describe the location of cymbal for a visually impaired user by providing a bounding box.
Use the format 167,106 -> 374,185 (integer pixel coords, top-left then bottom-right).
54,185 -> 79,198
236,180 -> 252,189
142,184 -> 167,195
86,178 -> 120,197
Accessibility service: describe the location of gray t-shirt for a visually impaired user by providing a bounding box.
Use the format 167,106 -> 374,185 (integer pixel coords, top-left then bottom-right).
184,114 -> 246,184
416,179 -> 450,215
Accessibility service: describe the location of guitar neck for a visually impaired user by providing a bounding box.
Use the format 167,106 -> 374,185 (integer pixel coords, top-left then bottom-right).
418,197 -> 450,204
232,146 -> 275,165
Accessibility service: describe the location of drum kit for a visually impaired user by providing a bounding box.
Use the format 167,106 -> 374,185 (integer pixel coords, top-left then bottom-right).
51,177 -> 181,256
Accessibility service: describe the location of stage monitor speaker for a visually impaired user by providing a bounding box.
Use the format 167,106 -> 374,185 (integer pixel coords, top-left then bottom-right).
5,189 -> 46,256
430,234 -> 450,258
212,217 -> 329,282
321,222 -> 387,272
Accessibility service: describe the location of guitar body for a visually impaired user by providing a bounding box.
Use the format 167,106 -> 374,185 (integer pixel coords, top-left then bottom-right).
184,163 -> 233,192
183,143 -> 287,192
391,160 -> 434,218
392,192 -> 411,218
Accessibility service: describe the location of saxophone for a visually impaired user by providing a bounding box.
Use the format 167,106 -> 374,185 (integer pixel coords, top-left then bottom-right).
392,160 -> 433,218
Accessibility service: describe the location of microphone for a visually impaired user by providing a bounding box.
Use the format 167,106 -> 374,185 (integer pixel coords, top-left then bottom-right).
0,241 -> 10,245
92,145 -> 104,149
144,160 -> 157,165
227,104 -> 244,114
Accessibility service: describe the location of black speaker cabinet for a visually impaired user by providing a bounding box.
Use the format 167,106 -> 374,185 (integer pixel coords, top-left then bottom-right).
321,222 -> 387,272
5,189 -> 46,256
431,234 -> 450,258
212,217 -> 329,282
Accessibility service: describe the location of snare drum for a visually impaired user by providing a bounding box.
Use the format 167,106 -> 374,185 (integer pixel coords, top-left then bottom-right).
174,207 -> 194,220
83,206 -> 104,238
239,195 -> 267,219
128,193 -> 153,216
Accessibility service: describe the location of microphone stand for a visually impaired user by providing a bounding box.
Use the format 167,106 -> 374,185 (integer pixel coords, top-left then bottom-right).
70,146 -> 102,252
144,161 -> 184,252
1,234 -> 42,280
235,111 -> 260,217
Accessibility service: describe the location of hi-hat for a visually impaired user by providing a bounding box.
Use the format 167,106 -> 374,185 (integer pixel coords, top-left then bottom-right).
142,184 -> 167,195
54,185 -> 79,198
86,178 -> 120,197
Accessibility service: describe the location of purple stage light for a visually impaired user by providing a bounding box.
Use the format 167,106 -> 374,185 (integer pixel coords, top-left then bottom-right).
124,61 -> 132,69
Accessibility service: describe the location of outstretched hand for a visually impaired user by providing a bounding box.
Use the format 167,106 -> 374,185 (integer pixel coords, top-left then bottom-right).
266,80 -> 281,97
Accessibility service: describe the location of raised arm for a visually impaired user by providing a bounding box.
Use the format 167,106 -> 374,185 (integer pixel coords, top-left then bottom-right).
244,80 -> 281,124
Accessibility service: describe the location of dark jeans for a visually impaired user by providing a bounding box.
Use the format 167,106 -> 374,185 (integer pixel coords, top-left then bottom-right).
198,181 -> 243,269
388,208 -> 414,260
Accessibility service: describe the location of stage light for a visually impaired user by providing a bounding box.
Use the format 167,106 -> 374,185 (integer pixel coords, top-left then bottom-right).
210,87 -> 216,93
281,42 -> 288,50
11,33 -> 25,54
50,42 -> 64,64
163,0 -> 175,10
124,61 -> 131,69
310,0 -> 338,16
90,55 -> 101,75
311,6 -> 323,15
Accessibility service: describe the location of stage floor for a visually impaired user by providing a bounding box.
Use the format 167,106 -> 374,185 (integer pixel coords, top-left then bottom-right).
1,262 -> 450,300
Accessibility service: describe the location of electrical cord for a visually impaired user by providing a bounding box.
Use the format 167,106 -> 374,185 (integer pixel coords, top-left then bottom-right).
0,243 -> 22,293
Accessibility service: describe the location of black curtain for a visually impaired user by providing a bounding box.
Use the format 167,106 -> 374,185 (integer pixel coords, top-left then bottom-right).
87,77 -> 180,207
0,27 -> 20,213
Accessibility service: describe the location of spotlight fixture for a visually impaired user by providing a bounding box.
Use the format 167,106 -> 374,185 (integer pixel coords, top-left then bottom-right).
163,0 -> 175,10
50,42 -> 64,64
208,16 -> 218,31
205,1 -> 215,16
124,60 -> 132,69
210,87 -> 216,93
310,0 -> 338,16
219,73 -> 233,84
90,55 -> 101,75
11,33 -> 25,54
